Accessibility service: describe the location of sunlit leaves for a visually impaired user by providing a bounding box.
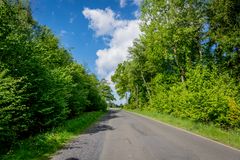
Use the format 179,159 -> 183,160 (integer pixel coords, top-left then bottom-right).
112,0 -> 240,129
0,0 -> 107,154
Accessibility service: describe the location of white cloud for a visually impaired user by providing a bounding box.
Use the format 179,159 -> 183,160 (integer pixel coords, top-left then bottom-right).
95,20 -> 140,77
83,8 -> 141,104
118,0 -> 143,8
82,8 -> 127,36
120,0 -> 126,8
133,0 -> 143,6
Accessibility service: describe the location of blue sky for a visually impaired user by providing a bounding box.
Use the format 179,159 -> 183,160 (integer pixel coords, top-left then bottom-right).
30,0 -> 142,103
30,0 -> 140,73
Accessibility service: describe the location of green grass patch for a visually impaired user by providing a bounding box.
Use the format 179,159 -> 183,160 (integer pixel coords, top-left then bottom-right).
1,111 -> 106,160
126,109 -> 240,149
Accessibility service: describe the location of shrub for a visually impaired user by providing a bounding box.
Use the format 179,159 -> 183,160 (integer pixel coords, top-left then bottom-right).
150,66 -> 240,128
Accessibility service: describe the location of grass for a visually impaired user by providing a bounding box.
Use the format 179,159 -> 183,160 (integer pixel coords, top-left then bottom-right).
1,111 -> 106,160
126,109 -> 240,150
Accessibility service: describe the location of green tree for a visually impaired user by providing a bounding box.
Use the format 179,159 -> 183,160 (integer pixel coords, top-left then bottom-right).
112,0 -> 240,128
0,70 -> 29,153
99,79 -> 115,104
0,0 -> 108,154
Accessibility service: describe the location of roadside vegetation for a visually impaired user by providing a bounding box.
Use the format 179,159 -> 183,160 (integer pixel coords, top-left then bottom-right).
112,0 -> 240,144
1,111 -> 105,160
127,109 -> 240,149
0,0 -> 114,157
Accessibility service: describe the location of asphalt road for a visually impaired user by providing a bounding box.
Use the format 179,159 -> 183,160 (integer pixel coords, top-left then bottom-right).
51,109 -> 240,160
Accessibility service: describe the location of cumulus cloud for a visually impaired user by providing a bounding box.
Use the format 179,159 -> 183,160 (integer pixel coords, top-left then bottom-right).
82,8 -> 127,36
96,20 -> 140,77
83,8 -> 141,103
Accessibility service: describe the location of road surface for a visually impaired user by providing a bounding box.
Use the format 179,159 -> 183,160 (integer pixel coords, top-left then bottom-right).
51,109 -> 240,160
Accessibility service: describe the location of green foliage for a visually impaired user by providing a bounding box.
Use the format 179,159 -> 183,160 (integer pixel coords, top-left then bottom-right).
84,74 -> 108,112
66,63 -> 90,117
99,79 -> 116,103
1,111 -> 105,160
0,0 -> 108,155
150,66 -> 240,128
0,70 -> 29,153
112,0 -> 240,130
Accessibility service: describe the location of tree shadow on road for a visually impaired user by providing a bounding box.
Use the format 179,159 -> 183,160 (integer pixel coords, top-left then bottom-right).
87,124 -> 114,134
65,158 -> 79,160
103,109 -> 124,120
85,109 -> 121,134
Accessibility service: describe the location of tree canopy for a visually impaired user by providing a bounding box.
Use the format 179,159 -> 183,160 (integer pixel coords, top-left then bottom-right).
112,0 -> 240,129
0,0 -> 111,154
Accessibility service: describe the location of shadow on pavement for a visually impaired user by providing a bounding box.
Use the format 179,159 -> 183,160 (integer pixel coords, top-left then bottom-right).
62,145 -> 82,150
65,158 -> 79,160
87,124 -> 114,134
102,109 -> 122,121
85,109 -> 121,135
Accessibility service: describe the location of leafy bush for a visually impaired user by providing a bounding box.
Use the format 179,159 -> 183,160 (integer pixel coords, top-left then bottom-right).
150,66 -> 240,128
0,70 -> 29,153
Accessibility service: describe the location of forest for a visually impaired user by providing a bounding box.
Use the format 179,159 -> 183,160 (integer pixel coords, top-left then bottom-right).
112,0 -> 240,129
0,0 -> 113,154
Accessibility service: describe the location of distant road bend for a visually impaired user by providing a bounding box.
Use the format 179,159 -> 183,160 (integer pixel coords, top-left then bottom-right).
52,109 -> 240,160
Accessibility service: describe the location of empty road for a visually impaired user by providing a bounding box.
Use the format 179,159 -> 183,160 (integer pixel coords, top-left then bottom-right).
52,109 -> 240,160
